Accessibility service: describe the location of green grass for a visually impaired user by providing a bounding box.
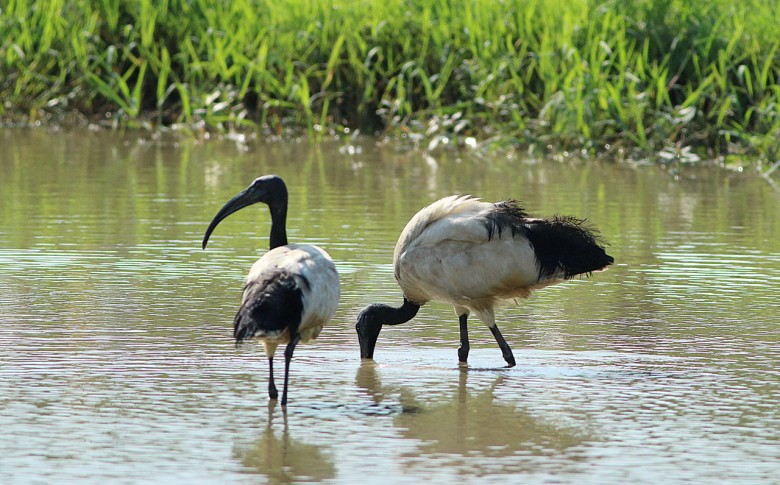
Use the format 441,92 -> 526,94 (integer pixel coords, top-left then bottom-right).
1,0 -> 779,165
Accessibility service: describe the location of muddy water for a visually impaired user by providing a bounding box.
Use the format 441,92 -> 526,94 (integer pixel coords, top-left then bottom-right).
1,129 -> 778,483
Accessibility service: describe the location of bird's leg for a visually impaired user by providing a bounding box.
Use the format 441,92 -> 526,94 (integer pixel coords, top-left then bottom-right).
281,334 -> 301,406
489,325 -> 516,368
268,357 -> 279,400
458,314 -> 470,364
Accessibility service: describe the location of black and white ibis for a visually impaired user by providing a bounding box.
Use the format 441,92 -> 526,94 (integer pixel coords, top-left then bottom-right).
355,195 -> 612,367
203,175 -> 340,405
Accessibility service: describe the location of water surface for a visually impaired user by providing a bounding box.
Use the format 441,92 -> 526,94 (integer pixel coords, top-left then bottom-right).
1,129 -> 778,483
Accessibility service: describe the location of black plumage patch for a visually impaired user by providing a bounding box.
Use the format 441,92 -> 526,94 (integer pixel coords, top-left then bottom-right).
483,200 -> 529,241
233,270 -> 304,344
523,216 -> 614,279
481,199 -> 613,280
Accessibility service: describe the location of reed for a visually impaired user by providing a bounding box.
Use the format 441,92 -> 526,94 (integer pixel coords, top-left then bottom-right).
1,0 -> 779,163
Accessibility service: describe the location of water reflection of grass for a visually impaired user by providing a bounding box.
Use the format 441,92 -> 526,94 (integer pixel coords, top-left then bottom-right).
3,0 -> 780,163
355,363 -> 592,476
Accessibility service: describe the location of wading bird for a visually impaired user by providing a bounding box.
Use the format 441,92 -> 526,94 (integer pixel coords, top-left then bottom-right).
355,195 -> 613,367
203,175 -> 340,406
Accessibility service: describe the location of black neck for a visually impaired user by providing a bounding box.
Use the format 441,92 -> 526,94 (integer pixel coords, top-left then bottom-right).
374,298 -> 420,325
356,298 -> 421,359
268,200 -> 289,250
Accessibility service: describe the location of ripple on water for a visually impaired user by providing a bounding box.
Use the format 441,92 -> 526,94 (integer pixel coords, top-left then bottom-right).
2,133 -> 780,484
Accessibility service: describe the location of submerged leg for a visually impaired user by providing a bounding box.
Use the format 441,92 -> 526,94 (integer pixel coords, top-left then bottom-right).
268,357 -> 278,400
489,325 -> 516,368
458,314 -> 470,364
281,334 -> 301,406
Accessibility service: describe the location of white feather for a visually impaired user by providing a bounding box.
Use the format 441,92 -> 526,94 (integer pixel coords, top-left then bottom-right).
245,244 -> 340,353
394,195 -> 556,318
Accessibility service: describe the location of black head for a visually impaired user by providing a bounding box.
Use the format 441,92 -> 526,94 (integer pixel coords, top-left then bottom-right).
355,305 -> 385,360
355,299 -> 420,360
202,175 -> 288,250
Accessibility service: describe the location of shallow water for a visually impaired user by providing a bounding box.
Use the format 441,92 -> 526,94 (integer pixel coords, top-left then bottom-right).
1,129 -> 778,484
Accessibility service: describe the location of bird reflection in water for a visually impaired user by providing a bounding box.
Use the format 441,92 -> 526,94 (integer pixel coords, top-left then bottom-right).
355,362 -> 592,475
235,402 -> 336,483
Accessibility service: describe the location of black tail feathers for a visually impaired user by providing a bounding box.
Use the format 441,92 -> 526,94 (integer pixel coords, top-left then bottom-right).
524,216 -> 613,279
233,271 -> 303,345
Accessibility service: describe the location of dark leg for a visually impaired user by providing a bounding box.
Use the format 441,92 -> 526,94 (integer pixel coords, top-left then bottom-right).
268,357 -> 279,400
489,324 -> 516,368
458,314 -> 470,364
281,335 -> 301,406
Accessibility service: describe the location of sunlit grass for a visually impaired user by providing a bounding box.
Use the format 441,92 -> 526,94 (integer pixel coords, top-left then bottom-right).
1,0 -> 779,164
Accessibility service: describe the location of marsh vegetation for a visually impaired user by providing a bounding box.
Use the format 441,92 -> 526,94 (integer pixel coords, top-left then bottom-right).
2,0 -> 779,165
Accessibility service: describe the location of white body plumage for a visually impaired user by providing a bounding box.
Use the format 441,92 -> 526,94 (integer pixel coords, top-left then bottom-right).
395,195 -> 561,324
244,244 -> 340,358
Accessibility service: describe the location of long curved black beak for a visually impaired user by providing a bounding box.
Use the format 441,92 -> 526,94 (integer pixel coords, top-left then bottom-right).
202,187 -> 256,249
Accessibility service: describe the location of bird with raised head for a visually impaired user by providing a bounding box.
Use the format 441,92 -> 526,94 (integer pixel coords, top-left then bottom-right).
203,175 -> 340,406
355,195 -> 612,367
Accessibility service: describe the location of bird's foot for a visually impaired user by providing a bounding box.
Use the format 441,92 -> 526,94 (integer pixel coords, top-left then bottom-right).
504,355 -> 516,368
269,384 -> 279,401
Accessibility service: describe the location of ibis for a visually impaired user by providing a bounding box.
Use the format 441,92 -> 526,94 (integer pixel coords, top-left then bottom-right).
355,195 -> 612,367
203,175 -> 340,405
